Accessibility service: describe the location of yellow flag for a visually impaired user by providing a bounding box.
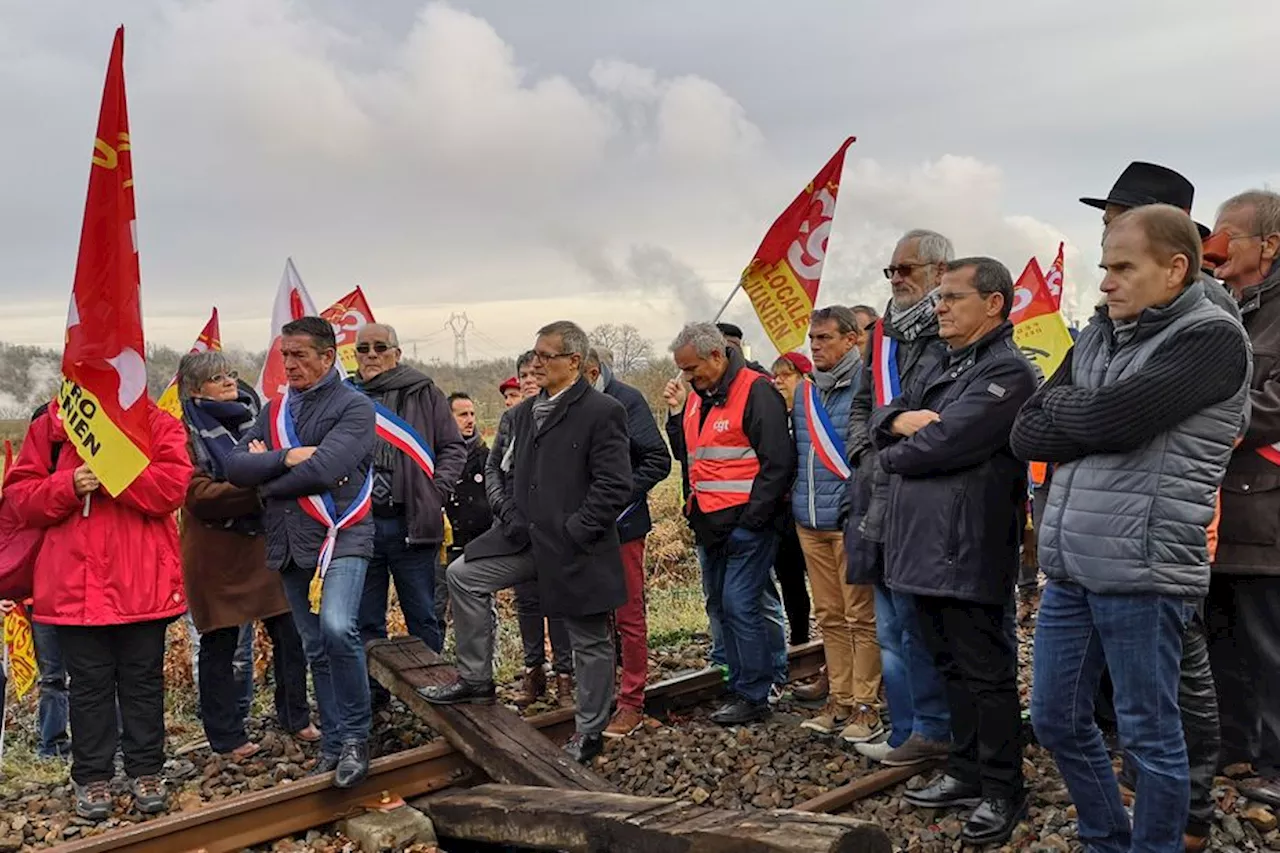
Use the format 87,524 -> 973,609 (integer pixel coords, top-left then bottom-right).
3,609 -> 37,699
1014,311 -> 1074,382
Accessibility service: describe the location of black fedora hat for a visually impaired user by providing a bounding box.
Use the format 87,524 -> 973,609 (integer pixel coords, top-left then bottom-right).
1081,161 -> 1210,238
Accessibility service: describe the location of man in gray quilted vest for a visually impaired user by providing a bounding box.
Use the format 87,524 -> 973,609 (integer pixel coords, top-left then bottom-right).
1012,205 -> 1250,853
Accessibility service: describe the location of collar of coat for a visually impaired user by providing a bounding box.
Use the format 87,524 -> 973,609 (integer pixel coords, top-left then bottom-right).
1088,277 -> 1208,347
530,377 -> 592,435
1237,262 -> 1280,317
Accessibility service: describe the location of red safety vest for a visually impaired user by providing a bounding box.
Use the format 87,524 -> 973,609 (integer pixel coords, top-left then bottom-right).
682,367 -> 764,514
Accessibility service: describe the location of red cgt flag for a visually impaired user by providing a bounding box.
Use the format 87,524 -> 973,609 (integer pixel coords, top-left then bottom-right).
1009,258 -> 1056,325
740,137 -> 855,355
58,27 -> 151,496
1045,242 -> 1065,311
320,287 -> 376,376
157,308 -> 223,418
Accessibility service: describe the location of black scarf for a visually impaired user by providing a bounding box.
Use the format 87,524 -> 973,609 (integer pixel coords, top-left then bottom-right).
182,384 -> 263,535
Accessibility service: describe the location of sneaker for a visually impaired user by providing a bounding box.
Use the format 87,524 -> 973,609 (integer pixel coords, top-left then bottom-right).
130,775 -> 169,815
881,732 -> 951,767
799,702 -> 853,735
334,740 -> 369,789
564,732 -> 603,764
713,664 -> 730,683
767,684 -> 786,706
75,780 -> 113,822
840,705 -> 885,744
854,733 -> 894,763
603,706 -> 644,740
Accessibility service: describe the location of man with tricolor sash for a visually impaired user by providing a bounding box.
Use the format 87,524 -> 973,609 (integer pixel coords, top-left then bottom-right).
844,229 -> 953,768
226,316 -> 376,790
792,306 -> 882,746
351,322 -> 466,707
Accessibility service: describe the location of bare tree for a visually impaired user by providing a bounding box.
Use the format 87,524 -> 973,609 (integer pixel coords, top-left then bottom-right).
589,323 -> 654,376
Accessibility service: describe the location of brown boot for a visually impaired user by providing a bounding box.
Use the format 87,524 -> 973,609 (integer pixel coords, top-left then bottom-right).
793,666 -> 829,703
556,674 -> 576,709
513,667 -> 546,708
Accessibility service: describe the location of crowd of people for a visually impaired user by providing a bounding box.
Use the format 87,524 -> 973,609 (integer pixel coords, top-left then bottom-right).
0,160 -> 1278,853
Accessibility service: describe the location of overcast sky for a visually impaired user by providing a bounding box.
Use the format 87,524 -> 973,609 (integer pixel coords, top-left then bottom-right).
2,0 -> 1277,364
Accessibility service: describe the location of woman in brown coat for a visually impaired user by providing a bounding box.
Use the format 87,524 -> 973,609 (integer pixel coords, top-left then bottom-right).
179,351 -> 318,759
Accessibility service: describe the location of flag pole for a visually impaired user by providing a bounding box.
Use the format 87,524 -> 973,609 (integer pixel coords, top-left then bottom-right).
711,280 -> 743,324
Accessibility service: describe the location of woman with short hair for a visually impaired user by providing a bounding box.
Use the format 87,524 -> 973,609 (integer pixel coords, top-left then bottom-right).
178,350 -> 317,760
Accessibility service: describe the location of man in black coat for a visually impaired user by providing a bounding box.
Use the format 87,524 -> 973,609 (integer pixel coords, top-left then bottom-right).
421,321 -> 633,765
870,257 -> 1037,845
583,349 -> 673,738
438,392 -> 493,634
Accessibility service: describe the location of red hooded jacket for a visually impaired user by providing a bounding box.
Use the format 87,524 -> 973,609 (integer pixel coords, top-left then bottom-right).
4,401 -> 192,626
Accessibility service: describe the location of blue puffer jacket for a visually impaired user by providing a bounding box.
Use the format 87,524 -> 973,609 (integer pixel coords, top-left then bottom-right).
792,358 -> 859,531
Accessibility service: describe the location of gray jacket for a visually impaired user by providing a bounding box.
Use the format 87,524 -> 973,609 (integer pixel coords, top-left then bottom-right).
1035,282 -> 1249,597
226,371 -> 376,571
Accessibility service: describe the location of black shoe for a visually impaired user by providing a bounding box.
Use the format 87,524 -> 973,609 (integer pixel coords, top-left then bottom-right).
962,795 -> 1028,845
709,698 -> 771,726
309,753 -> 340,777
417,678 -> 496,705
902,774 -> 983,810
564,732 -> 603,764
334,741 -> 369,789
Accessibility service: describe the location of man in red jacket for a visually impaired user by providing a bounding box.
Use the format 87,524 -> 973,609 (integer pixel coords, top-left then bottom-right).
5,401 -> 192,822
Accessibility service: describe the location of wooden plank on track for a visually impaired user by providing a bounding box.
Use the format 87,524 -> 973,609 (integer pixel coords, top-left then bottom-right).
423,784 -> 893,853
791,761 -> 943,814
366,636 -> 614,792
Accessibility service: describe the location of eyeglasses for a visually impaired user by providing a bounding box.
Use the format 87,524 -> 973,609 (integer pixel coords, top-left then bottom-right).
355,342 -> 396,355
530,350 -> 575,363
883,262 -> 932,280
203,370 -> 238,384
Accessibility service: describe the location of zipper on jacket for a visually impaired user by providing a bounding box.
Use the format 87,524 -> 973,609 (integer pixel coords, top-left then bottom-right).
807,445 -> 817,526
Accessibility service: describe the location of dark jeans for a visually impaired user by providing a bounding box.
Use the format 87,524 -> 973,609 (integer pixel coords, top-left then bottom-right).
775,523 -> 811,645
875,583 -> 950,748
58,618 -> 170,785
1031,580 -> 1194,853
199,613 -> 311,753
31,619 -> 71,759
698,528 -> 779,704
514,580 -> 573,675
359,515 -> 443,652
1207,573 -> 1280,776
281,557 -> 371,757
915,594 -> 1023,800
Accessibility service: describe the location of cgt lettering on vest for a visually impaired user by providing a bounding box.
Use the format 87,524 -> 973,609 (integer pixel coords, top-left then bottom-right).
59,380 -> 104,458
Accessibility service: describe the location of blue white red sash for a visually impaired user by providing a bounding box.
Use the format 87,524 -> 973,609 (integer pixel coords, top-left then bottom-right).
270,393 -> 373,612
371,402 -> 436,480
801,380 -> 851,480
871,320 -> 901,407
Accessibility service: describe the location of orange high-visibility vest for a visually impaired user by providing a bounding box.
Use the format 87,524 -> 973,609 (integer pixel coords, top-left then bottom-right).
682,367 -> 764,514
1029,461 -> 1048,487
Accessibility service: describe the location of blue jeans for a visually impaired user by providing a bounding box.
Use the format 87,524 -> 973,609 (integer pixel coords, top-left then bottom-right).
31,620 -> 71,759
1032,580 -> 1194,853
703,554 -> 788,685
281,557 -> 371,756
698,528 -> 779,704
875,584 -> 950,747
359,515 -> 443,653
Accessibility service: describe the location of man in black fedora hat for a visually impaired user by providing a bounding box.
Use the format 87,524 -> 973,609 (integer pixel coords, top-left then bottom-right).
1081,161 -> 1211,238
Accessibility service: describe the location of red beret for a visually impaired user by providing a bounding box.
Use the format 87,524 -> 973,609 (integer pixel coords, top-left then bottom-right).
498,376 -> 519,393
779,352 -> 813,375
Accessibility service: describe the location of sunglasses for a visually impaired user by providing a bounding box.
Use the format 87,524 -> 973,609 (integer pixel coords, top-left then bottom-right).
355,342 -> 396,355
204,370 -> 238,384
883,262 -> 932,279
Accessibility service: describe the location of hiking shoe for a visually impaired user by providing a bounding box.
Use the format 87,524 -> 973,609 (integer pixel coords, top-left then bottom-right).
75,780 -> 113,822
799,702 -> 853,735
334,740 -> 369,789
792,667 -> 829,703
130,775 -> 169,815
881,732 -> 951,767
555,674 -> 576,709
603,706 -> 644,739
854,732 -> 894,762
840,705 -> 885,744
513,666 -> 546,708
564,732 -> 604,764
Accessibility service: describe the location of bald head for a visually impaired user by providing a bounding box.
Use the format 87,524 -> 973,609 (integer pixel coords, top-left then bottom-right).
356,322 -> 402,380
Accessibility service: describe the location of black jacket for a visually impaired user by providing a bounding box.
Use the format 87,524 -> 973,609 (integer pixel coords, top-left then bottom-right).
466,380 -> 633,617
666,348 -> 795,548
602,371 -> 672,544
870,322 -> 1037,605
445,437 -> 492,549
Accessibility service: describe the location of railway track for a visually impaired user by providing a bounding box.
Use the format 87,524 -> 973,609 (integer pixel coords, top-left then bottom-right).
49,641 -> 921,853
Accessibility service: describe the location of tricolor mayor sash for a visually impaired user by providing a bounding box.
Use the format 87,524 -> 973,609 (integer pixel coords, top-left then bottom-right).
346,382 -> 436,480
801,380 -> 851,480
870,320 -> 901,407
270,392 -> 373,614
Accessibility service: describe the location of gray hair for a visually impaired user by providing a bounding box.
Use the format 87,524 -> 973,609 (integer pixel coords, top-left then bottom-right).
359,322 -> 399,346
669,322 -> 727,358
947,257 -> 1015,319
898,229 -> 955,265
810,305 -> 859,335
536,320 -> 590,361
178,350 -> 232,399
1219,190 -> 1280,238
